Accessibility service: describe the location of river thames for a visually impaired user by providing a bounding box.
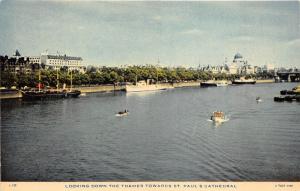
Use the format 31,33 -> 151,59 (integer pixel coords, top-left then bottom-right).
1,83 -> 300,181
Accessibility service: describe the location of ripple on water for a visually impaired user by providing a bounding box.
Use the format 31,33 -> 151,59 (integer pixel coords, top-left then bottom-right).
1,83 -> 300,181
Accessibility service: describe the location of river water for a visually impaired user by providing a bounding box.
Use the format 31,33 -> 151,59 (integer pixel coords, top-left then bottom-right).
1,83 -> 300,181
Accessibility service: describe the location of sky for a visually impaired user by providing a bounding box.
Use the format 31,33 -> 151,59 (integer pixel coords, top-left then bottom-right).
0,0 -> 299,68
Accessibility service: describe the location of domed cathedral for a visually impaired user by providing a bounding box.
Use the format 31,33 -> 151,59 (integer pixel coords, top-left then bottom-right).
228,53 -> 254,75
233,53 -> 243,61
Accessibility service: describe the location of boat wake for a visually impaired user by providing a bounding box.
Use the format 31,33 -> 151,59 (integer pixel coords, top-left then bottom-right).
207,118 -> 230,122
207,116 -> 230,123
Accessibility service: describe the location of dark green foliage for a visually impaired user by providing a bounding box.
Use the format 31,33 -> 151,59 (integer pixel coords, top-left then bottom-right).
0,71 -> 17,88
0,65 -> 275,88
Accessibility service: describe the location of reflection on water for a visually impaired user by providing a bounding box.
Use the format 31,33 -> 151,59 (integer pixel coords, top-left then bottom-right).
125,89 -> 172,97
207,117 -> 230,128
1,83 -> 300,181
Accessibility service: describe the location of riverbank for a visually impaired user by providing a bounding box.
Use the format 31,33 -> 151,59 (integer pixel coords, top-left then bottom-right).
0,91 -> 22,99
256,79 -> 274,83
0,82 -> 201,99
0,80 -> 275,99
78,80 -> 273,93
77,85 -> 124,93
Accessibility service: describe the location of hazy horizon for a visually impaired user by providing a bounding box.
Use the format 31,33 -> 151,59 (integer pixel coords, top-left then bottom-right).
0,0 -> 299,68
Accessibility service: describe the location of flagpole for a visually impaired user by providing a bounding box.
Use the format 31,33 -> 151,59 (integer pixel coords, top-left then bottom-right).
57,69 -> 59,92
70,70 -> 73,92
38,69 -> 41,92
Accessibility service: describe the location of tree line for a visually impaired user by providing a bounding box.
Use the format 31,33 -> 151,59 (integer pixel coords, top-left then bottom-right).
0,65 -> 274,89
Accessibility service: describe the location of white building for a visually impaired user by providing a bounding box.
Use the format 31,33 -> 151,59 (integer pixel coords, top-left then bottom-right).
228,53 -> 255,75
40,53 -> 85,72
240,64 -> 255,75
228,53 -> 244,74
200,53 -> 261,75
28,56 -> 41,64
228,63 -> 238,74
263,64 -> 275,73
202,65 -> 228,74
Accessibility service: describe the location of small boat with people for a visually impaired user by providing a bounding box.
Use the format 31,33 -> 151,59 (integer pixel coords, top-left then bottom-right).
210,111 -> 227,123
256,96 -> 262,102
116,109 -> 129,117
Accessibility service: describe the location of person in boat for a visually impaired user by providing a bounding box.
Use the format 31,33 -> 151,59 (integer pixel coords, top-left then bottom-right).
118,109 -> 129,115
256,97 -> 262,102
211,111 -> 225,121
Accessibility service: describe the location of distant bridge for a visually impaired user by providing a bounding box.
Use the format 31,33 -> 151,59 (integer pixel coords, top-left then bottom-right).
276,71 -> 300,82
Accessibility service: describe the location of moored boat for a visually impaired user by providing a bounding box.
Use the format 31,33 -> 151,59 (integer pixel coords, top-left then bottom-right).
274,96 -> 285,102
232,77 -> 256,84
21,90 -> 67,100
0,88 -> 19,94
279,85 -> 300,97
21,69 -> 81,100
216,80 -> 229,87
286,90 -> 295,95
200,80 -> 228,87
280,90 -> 287,95
22,89 -> 81,100
125,80 -> 171,92
200,80 -> 217,87
284,95 -> 296,102
66,90 -> 81,98
292,85 -> 300,94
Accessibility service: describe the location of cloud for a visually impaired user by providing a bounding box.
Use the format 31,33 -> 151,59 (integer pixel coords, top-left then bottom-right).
152,15 -> 182,23
231,35 -> 254,42
77,25 -> 85,30
287,39 -> 300,47
180,29 -> 204,36
152,15 -> 162,21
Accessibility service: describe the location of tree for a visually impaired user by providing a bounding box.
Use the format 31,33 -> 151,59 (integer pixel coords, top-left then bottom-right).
0,71 -> 17,88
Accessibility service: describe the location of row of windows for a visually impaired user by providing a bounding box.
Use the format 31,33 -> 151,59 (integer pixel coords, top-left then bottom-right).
49,66 -> 85,71
47,62 -> 81,66
48,60 -> 80,64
